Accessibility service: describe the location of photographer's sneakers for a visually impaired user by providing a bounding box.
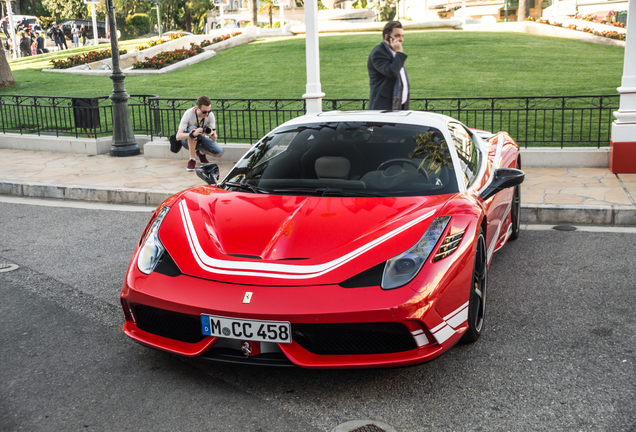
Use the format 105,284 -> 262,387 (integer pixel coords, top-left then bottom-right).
186,159 -> 196,172
196,150 -> 209,164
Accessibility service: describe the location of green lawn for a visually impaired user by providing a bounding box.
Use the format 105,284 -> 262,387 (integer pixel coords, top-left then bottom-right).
1,30 -> 624,99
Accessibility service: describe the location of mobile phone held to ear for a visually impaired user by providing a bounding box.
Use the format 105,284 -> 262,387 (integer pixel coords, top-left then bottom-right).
385,35 -> 392,43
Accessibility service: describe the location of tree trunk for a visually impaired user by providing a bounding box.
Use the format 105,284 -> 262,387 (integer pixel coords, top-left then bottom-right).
517,0 -> 527,21
252,0 -> 258,26
0,44 -> 15,89
186,11 -> 191,32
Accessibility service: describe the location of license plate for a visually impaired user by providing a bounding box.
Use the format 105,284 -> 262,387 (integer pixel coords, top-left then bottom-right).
201,314 -> 292,344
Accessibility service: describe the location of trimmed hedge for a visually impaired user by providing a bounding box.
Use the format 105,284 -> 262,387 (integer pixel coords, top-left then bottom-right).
124,14 -> 151,38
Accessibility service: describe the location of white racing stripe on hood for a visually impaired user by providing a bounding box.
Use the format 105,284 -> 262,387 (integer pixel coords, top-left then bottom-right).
178,200 -> 435,279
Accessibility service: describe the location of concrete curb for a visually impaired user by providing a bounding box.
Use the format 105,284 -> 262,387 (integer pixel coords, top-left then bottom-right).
3,179 -> 636,225
0,180 -> 177,207
522,203 -> 636,226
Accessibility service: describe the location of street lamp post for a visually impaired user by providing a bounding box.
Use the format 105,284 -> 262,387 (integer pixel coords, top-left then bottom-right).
83,0 -> 100,46
151,0 -> 164,37
302,0 -> 325,115
106,0 -> 140,157
155,5 -> 161,37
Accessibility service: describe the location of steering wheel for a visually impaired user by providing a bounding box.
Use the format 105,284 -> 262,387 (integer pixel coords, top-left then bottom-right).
377,158 -> 429,181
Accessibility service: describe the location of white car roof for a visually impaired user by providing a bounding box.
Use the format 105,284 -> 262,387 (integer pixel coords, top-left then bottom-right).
280,110 -> 457,131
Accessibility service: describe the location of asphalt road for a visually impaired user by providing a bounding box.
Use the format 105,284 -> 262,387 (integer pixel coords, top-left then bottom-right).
1,198 -> 635,432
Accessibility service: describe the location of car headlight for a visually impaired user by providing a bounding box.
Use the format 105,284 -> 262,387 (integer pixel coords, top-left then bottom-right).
381,216 -> 451,290
137,205 -> 170,275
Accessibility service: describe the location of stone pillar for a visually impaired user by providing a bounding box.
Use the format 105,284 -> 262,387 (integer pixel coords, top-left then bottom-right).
302,0 -> 324,115
610,0 -> 636,173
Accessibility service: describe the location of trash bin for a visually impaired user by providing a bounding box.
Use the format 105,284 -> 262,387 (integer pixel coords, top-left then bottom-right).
617,11 -> 627,25
72,97 -> 100,129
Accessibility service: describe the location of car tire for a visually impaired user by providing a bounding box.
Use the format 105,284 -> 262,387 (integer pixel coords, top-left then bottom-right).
460,228 -> 487,344
509,161 -> 521,240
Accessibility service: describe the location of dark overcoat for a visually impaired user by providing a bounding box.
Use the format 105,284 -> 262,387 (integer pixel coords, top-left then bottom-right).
367,41 -> 409,111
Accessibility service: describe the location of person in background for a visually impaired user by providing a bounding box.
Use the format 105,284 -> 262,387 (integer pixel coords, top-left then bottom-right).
19,31 -> 31,57
35,32 -> 47,54
175,95 -> 224,172
48,22 -> 64,51
53,22 -> 67,50
1,17 -> 9,39
71,23 -> 79,48
4,37 -> 13,57
367,20 -> 410,111
80,24 -> 87,46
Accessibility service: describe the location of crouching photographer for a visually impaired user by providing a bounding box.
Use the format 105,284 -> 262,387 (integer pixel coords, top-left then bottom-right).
175,95 -> 224,172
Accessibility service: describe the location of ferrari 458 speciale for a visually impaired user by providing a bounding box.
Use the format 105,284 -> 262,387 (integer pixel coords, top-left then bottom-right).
121,110 -> 524,368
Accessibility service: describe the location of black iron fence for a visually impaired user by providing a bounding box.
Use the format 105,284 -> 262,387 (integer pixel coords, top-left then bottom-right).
0,94 -> 619,148
0,94 -> 158,138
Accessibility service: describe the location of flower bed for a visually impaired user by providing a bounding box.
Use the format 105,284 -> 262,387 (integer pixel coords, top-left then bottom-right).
526,17 -> 626,41
135,31 -> 188,51
50,48 -> 128,69
132,42 -> 204,69
210,31 -> 242,44
134,31 -> 242,52
131,32 -> 242,70
576,13 -> 626,29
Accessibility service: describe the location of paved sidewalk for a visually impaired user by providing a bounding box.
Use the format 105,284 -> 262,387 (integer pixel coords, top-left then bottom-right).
1,149 -> 635,225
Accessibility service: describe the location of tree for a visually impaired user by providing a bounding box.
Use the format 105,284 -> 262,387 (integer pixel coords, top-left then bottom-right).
0,44 -> 15,89
41,0 -> 88,19
259,0 -> 276,28
185,0 -> 212,33
251,0 -> 258,27
517,0 -> 528,21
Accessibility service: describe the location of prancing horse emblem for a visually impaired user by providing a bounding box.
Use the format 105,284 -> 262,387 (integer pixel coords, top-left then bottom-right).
243,292 -> 253,303
241,341 -> 252,356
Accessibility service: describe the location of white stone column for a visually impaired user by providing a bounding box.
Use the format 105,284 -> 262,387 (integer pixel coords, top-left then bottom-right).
92,4 -> 99,46
610,0 -> 636,173
302,0 -> 324,115
5,0 -> 17,59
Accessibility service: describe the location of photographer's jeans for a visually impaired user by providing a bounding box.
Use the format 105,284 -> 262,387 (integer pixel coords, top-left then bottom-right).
181,126 -> 224,155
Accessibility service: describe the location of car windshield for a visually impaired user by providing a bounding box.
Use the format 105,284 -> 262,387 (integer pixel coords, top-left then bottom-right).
223,121 -> 458,197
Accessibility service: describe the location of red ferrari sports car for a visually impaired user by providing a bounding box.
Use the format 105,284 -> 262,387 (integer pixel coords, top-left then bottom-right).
121,111 -> 524,368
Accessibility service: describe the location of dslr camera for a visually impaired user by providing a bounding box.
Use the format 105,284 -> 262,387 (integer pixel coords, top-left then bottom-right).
197,126 -> 214,144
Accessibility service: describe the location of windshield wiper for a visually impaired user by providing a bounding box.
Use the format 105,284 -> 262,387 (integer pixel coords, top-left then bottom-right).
223,181 -> 269,194
319,188 -> 388,197
273,187 -> 386,197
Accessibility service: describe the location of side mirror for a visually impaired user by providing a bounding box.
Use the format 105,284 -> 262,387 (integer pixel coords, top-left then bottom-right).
196,163 -> 220,186
480,168 -> 524,201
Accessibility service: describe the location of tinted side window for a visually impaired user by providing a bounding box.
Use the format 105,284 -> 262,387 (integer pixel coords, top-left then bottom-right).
448,122 -> 480,187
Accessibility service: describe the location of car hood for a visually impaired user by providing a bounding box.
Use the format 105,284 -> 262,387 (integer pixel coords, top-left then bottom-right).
158,187 -> 452,286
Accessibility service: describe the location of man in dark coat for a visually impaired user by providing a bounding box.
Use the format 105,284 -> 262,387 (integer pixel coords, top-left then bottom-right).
1,17 -> 9,39
35,32 -> 47,54
50,23 -> 67,50
367,20 -> 410,111
19,32 -> 31,57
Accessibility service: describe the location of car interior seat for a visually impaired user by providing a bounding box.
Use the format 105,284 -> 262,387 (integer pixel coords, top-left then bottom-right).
300,128 -> 364,179
314,156 -> 351,179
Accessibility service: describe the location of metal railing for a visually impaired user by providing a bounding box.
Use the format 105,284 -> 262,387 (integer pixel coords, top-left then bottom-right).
0,94 -> 619,148
0,94 -> 158,138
